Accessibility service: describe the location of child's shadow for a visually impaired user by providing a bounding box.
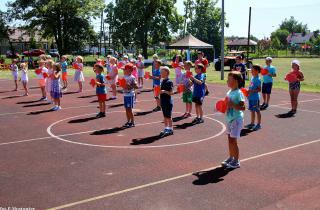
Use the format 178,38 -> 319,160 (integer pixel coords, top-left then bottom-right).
172,116 -> 186,122
134,110 -> 154,116
131,135 -> 164,145
69,116 -> 98,123
174,122 -> 197,130
240,128 -> 254,137
27,109 -> 54,115
23,102 -> 51,108
17,99 -> 41,104
275,112 -> 295,118
91,127 -> 126,135
192,167 -> 234,185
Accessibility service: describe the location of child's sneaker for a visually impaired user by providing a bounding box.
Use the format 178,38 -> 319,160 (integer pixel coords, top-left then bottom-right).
51,106 -> 58,111
153,106 -> 161,112
160,129 -> 168,136
40,97 -> 47,101
197,118 -> 204,124
252,124 -> 261,131
192,117 -> 200,123
56,106 -> 62,111
245,123 -> 255,129
161,129 -> 173,137
226,159 -> 240,169
221,157 -> 234,167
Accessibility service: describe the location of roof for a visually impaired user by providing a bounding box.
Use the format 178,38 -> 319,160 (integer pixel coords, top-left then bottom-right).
166,34 -> 213,49
287,32 -> 314,44
227,39 -> 257,46
6,28 -> 48,42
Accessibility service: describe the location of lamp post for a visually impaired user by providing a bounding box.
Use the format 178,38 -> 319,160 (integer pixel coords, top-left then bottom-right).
220,0 -> 224,80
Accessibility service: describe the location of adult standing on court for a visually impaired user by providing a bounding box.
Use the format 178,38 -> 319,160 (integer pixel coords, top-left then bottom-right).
195,51 -> 209,95
233,55 -> 246,88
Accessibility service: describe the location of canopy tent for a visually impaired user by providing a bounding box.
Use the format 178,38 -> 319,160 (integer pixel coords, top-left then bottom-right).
166,34 -> 213,49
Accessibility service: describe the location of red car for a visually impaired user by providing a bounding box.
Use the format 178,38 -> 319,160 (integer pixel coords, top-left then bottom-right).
23,49 -> 45,57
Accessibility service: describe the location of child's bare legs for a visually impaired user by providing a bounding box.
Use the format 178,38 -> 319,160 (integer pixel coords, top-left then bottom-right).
250,111 -> 255,124
138,77 -> 143,87
290,90 -> 299,112
22,81 -> 28,95
155,98 -> 160,107
111,84 -> 117,97
228,135 -> 239,160
126,108 -> 134,123
14,80 -> 18,91
41,87 -> 46,98
63,80 -> 68,89
257,111 -> 261,124
195,104 -> 203,118
54,98 -> 60,107
78,81 -> 83,92
99,101 -> 106,113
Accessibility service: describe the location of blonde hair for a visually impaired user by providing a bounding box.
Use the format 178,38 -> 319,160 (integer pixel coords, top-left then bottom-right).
228,71 -> 243,88
184,61 -> 193,67
161,66 -> 170,75
20,62 -> 28,70
76,56 -> 84,63
39,54 -> 46,60
46,60 -> 54,68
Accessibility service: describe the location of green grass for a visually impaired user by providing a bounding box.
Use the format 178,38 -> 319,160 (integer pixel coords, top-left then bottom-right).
1,58 -> 319,93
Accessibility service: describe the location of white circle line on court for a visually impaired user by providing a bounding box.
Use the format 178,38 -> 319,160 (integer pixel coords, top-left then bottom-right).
46,111 -> 225,149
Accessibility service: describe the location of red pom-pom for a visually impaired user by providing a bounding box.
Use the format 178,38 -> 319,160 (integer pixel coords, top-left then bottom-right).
172,62 -> 179,68
73,63 -> 79,69
144,72 -> 150,79
261,68 -> 268,75
154,86 -> 160,96
216,99 -> 227,113
106,75 -> 111,80
285,73 -> 297,83
186,71 -> 193,78
177,84 -> 185,93
118,78 -> 126,88
241,88 -> 249,97
35,68 -> 42,75
117,62 -> 124,68
90,78 -> 96,88
43,72 -> 49,78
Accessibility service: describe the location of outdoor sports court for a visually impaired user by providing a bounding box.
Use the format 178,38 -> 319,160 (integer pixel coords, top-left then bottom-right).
0,77 -> 319,210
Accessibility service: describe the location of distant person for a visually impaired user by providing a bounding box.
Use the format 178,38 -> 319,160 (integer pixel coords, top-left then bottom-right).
151,59 -> 161,111
107,57 -> 119,100
261,57 -> 277,110
173,55 -> 184,86
50,63 -> 63,111
10,59 -> 19,91
137,54 -> 145,89
94,63 -> 107,118
60,55 -> 69,90
221,71 -> 245,169
20,62 -> 29,96
245,65 -> 262,131
195,51 -> 209,95
181,61 -> 193,118
233,55 -> 246,88
37,59 -> 48,101
73,56 -> 85,92
284,60 -> 304,115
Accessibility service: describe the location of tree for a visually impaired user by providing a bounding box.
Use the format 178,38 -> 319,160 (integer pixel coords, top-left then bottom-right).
279,16 -> 308,34
271,29 -> 290,49
271,37 -> 281,50
7,0 -> 104,54
188,0 -> 222,58
109,0 -> 183,58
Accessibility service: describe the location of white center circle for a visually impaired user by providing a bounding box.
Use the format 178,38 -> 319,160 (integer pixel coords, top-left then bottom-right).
46,111 -> 226,149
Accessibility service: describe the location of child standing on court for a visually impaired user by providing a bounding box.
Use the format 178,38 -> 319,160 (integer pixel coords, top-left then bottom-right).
50,63 -> 63,111
60,55 -> 68,90
285,60 -> 304,115
137,54 -> 144,88
107,57 -> 118,100
46,59 -> 54,103
151,59 -> 162,111
37,60 -> 48,101
182,61 -> 193,118
190,63 -> 206,123
233,55 -> 246,88
245,65 -> 262,131
261,57 -> 277,110
221,71 -> 246,169
94,64 -> 107,118
10,59 -> 19,91
20,63 -> 29,96
160,66 -> 174,137
73,56 -> 85,92
173,55 -> 184,86
122,63 -> 138,128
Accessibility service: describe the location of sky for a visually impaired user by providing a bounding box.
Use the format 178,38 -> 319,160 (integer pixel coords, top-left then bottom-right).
2,0 -> 320,39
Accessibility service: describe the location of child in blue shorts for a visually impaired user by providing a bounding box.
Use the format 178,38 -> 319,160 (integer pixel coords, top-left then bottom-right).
159,66 -> 174,137
221,71 -> 246,169
261,57 -> 277,110
123,63 -> 138,128
246,65 -> 262,131
151,59 -> 162,111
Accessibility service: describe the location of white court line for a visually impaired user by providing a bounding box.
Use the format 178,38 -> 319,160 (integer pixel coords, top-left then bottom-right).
46,138 -> 320,210
0,136 -> 52,146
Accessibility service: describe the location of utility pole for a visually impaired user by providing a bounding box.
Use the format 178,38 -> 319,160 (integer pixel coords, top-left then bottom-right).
247,7 -> 252,64
99,10 -> 103,57
220,0 -> 224,80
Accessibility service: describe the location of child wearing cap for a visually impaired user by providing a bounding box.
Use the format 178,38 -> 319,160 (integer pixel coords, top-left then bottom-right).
182,61 -> 193,117
233,56 -> 246,88
160,66 -> 174,137
94,63 -> 107,118
123,63 -> 138,127
285,60 -> 304,115
261,57 -> 277,110
151,59 -> 162,111
190,63 -> 206,123
245,65 -> 262,131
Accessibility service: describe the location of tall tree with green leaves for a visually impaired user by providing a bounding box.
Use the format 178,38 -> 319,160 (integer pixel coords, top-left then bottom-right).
279,16 -> 308,34
188,0 -> 222,58
271,29 -> 290,49
109,0 -> 183,58
7,0 -> 104,54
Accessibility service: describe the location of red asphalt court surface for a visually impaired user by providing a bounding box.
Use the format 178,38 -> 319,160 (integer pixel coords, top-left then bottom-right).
0,77 -> 319,210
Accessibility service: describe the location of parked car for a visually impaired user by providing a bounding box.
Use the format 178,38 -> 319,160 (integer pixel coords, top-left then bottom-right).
6,50 -> 20,59
214,51 -> 253,71
23,49 -> 45,57
49,49 -> 59,57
